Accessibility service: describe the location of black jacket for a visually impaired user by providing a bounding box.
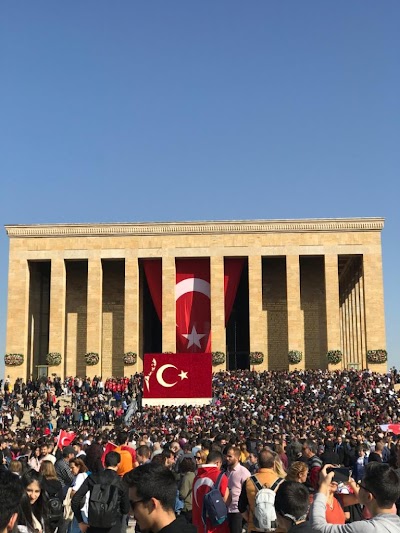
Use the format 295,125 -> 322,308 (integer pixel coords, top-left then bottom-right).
43,477 -> 64,501
71,469 -> 129,533
158,515 -> 197,533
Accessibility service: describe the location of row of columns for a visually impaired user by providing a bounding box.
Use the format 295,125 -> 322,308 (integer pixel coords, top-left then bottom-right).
6,252 -> 386,379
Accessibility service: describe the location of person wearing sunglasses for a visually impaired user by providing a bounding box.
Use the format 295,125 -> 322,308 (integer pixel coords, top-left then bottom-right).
310,462 -> 400,532
124,463 -> 196,533
194,450 -> 208,466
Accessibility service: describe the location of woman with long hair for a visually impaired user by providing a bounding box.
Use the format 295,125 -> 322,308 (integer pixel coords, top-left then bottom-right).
84,441 -> 103,473
194,449 -> 208,467
178,457 -> 196,523
40,461 -> 63,500
69,458 -> 88,494
272,452 -> 287,479
39,460 -> 64,532
17,491 -> 39,533
28,446 -> 41,472
69,457 -> 89,533
20,470 -> 49,533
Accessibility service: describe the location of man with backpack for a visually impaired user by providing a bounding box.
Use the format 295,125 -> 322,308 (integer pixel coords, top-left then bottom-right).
192,450 -> 230,533
238,449 -> 285,533
71,451 -> 129,533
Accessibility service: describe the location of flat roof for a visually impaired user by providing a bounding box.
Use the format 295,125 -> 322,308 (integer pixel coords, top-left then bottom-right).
5,217 -> 384,238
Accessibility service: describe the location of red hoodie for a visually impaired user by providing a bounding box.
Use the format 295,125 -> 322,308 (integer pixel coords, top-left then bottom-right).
192,465 -> 229,533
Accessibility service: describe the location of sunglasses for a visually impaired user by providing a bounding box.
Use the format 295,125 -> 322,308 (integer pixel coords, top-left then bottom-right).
129,498 -> 146,511
195,456 -> 202,460
357,482 -> 376,499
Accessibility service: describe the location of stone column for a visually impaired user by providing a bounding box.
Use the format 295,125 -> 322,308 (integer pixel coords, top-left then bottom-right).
5,257 -> 30,382
48,258 -> 66,379
210,256 -> 226,370
124,258 -> 140,374
86,257 -> 103,378
363,252 -> 386,371
162,256 -> 176,353
359,272 -> 367,369
324,255 -> 341,370
354,275 -> 362,366
248,255 -> 267,371
286,255 -> 305,370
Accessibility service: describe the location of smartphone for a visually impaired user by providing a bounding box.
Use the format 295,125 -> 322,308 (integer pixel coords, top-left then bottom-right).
327,467 -> 350,483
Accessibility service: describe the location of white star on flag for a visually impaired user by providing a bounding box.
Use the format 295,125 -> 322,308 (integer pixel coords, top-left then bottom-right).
182,325 -> 206,349
178,370 -> 188,380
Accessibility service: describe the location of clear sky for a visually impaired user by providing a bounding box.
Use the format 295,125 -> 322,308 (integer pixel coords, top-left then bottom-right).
1,1 -> 399,377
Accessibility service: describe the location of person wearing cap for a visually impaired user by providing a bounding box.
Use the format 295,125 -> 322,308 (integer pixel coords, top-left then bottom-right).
55,445 -> 76,497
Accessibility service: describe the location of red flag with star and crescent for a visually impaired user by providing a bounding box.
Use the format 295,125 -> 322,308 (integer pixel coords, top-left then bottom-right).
56,430 -> 76,449
143,353 -> 212,399
176,259 -> 211,353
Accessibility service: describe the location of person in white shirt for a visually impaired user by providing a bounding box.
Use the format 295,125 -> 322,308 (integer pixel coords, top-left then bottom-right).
39,443 -> 56,465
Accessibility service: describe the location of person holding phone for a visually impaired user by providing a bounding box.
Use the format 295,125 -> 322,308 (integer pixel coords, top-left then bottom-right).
321,468 -> 359,524
310,462 -> 400,532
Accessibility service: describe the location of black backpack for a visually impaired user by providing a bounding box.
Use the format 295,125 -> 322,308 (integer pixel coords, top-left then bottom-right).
46,493 -> 64,524
88,477 -> 119,529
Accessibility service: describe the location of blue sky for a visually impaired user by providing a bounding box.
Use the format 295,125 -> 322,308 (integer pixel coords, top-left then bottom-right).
1,1 -> 399,376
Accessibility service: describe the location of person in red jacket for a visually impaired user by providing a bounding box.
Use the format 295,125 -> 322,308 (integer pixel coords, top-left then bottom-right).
192,450 -> 229,533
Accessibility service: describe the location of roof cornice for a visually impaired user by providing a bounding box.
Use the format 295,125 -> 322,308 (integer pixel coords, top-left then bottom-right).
4,218 -> 385,238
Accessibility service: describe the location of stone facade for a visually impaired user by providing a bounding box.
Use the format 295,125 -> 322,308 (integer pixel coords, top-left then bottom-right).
4,218 -> 387,381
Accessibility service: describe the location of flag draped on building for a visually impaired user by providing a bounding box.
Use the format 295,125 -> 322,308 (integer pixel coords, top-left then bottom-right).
143,257 -> 244,354
176,259 -> 211,353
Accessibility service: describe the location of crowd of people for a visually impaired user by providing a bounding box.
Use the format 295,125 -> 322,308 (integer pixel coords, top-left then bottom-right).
1,367 -> 400,533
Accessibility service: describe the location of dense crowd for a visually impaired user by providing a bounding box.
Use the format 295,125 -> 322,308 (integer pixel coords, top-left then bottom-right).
2,368 -> 400,533
2,368 -> 400,449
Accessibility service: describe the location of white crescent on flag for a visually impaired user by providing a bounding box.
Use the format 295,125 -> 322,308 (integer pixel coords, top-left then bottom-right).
156,364 -> 179,388
175,278 -> 211,300
193,477 -> 215,506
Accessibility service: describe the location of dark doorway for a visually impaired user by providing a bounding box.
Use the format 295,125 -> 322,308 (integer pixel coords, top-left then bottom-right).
27,261 -> 51,378
141,264 -> 162,354
226,261 -> 250,369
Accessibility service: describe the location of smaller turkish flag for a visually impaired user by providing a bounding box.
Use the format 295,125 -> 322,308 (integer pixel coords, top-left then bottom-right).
380,424 -> 400,435
102,441 -> 117,466
143,353 -> 212,399
57,430 -> 77,449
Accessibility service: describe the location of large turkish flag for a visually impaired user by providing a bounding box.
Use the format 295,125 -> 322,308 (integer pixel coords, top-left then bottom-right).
143,353 -> 212,399
176,259 -> 211,353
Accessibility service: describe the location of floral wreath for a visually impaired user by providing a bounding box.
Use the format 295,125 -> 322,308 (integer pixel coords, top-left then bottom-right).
326,350 -> 342,365
123,352 -> 137,365
367,349 -> 387,364
4,353 -> 24,367
249,351 -> 264,365
288,350 -> 302,364
46,352 -> 62,366
212,351 -> 226,366
85,352 -> 99,366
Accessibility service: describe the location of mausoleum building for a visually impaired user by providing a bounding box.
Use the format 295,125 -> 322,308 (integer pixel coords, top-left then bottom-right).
4,218 -> 386,381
